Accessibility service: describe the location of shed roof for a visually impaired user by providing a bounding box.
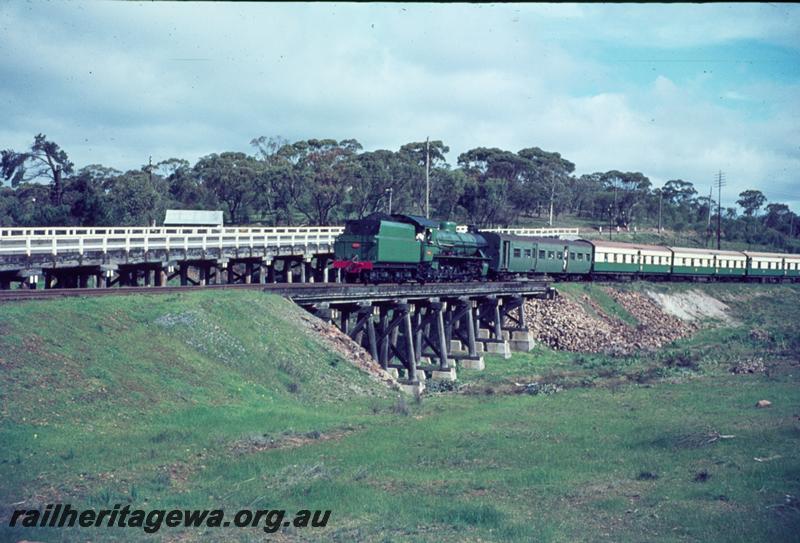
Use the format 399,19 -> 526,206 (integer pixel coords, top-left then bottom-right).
164,209 -> 224,226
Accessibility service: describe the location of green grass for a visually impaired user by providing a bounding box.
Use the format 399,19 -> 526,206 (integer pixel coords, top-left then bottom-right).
2,286 -> 799,541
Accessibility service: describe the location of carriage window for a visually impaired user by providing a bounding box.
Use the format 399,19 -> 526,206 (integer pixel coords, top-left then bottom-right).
577,253 -> 584,261
513,248 -> 521,258
524,249 -> 532,257
603,253 -> 608,262
570,252 -> 575,260
548,251 -> 555,259
539,250 -> 545,259
613,254 -> 618,263
557,251 -> 563,259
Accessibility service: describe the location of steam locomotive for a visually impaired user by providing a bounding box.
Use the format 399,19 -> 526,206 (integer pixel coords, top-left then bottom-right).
332,213 -> 800,283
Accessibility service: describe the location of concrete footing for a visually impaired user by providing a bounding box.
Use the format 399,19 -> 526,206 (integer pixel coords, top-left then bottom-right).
484,341 -> 512,359
458,357 -> 485,370
508,330 -> 536,352
386,368 -> 399,379
431,367 -> 457,381
399,382 -> 425,395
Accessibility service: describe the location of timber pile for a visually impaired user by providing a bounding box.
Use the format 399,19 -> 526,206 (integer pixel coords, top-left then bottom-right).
524,288 -> 695,354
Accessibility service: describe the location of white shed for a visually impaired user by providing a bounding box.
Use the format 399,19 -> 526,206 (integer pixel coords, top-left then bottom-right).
163,210 -> 224,228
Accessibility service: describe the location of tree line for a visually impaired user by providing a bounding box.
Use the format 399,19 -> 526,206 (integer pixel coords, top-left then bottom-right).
1,134 -> 797,250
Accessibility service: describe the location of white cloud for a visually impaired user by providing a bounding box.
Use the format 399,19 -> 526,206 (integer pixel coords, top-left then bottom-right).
0,2 -> 797,209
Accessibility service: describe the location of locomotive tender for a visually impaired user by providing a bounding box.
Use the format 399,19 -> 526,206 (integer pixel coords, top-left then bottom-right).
332,213 -> 800,283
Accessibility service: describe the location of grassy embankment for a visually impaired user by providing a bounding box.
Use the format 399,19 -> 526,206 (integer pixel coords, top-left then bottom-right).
1,285 -> 799,542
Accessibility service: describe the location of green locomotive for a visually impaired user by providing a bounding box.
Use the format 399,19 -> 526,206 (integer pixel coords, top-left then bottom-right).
332,214 -> 488,282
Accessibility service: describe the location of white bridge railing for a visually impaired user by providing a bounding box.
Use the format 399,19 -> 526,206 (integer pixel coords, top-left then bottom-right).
0,226 -> 345,257
473,227 -> 580,237
0,225 -> 580,258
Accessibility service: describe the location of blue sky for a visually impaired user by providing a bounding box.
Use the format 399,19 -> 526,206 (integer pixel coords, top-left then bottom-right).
1,2 -> 798,210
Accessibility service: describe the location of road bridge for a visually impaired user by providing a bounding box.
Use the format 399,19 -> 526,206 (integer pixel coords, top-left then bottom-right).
0,225 -> 578,289
0,225 -> 344,289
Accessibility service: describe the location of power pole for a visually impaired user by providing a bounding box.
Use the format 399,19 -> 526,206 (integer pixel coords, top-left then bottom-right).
548,171 -> 555,226
705,185 -> 713,247
425,138 -> 430,219
658,190 -> 663,234
715,171 -> 726,250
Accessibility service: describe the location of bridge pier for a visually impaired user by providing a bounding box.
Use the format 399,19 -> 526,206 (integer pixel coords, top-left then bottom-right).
0,270 -> 40,290
299,283 -> 551,390
43,266 -> 102,289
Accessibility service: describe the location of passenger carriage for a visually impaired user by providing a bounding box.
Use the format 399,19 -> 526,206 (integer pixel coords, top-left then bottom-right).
744,251 -> 788,281
669,247 -> 717,278
482,234 -> 591,278
785,253 -> 800,279
588,240 -> 671,277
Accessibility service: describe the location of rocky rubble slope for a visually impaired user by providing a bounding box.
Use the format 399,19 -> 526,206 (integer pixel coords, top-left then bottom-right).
524,287 -> 697,354
294,310 -> 399,388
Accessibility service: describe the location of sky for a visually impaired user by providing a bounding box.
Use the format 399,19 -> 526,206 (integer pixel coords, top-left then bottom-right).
1,2 -> 798,210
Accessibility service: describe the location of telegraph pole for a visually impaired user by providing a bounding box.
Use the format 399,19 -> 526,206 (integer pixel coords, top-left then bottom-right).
658,189 -> 663,234
715,171 -> 726,250
425,138 -> 430,219
548,171 -> 555,227
706,185 -> 712,229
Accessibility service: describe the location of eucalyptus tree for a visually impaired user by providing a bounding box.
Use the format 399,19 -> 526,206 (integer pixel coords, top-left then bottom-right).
0,134 -> 74,205
193,152 -> 264,224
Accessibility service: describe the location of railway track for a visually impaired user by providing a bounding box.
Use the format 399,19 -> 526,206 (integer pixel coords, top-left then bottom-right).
0,280 -> 553,303
0,283 -> 268,302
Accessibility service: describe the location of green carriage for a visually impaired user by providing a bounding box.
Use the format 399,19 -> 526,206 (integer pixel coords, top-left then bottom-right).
482,234 -> 591,277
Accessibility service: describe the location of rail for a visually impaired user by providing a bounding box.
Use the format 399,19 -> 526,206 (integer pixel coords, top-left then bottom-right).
0,280 -> 552,303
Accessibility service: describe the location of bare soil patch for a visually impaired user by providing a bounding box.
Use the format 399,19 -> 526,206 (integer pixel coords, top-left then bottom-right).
646,289 -> 736,324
